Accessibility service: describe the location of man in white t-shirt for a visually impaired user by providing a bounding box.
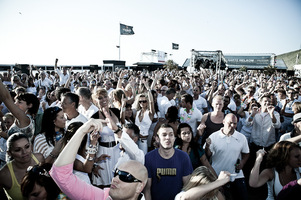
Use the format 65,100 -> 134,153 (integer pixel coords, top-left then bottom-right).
179,93 -> 202,136
34,71 -> 53,90
61,92 -> 88,129
54,58 -> 70,86
76,87 -> 99,119
225,89 -> 237,112
192,85 -> 208,114
205,113 -> 249,200
157,88 -> 175,119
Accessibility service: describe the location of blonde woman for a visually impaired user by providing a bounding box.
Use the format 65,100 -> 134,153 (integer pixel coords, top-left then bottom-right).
133,90 -> 155,154
175,166 -> 230,200
198,95 -> 225,146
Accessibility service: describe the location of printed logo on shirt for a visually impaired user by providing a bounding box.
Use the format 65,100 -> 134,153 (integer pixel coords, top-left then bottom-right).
156,168 -> 176,181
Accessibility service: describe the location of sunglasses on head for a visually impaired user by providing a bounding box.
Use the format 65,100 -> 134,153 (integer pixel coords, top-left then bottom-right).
27,165 -> 50,177
50,106 -> 61,114
114,169 -> 142,183
139,100 -> 147,103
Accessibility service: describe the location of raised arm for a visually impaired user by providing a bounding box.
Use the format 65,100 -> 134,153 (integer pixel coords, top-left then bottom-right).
120,94 -> 127,125
117,70 -> 127,89
63,67 -> 73,89
54,58 -> 59,71
147,89 -> 155,121
249,149 -> 273,188
74,130 -> 101,173
53,119 -> 104,167
177,171 -> 230,200
234,82 -> 246,97
0,80 -> 30,128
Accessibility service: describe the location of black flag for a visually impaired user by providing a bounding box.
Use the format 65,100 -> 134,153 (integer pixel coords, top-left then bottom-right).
120,23 -> 134,35
172,43 -> 179,50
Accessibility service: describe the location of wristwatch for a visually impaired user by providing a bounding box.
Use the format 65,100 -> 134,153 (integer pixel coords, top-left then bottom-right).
114,125 -> 122,134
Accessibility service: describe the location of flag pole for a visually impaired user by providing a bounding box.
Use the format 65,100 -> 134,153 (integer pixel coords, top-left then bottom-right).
119,34 -> 121,60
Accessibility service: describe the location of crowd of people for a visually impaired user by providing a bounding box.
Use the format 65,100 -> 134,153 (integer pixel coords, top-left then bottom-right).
0,58 -> 300,200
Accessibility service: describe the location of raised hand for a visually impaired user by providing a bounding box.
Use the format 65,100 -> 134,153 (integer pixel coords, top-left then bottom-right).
267,105 -> 275,116
197,123 -> 206,136
255,149 -> 266,163
217,171 -> 231,184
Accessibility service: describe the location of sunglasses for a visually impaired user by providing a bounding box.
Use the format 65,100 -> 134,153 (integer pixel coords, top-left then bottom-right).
50,106 -> 61,114
27,165 -> 50,177
139,100 -> 147,103
114,169 -> 142,183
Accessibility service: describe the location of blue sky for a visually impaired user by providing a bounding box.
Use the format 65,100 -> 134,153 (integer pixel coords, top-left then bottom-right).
0,0 -> 300,66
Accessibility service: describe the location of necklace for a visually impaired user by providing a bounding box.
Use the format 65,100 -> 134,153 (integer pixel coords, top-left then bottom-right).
180,108 -> 194,121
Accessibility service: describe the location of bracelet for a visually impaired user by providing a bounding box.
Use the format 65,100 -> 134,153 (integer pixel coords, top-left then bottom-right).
87,145 -> 98,155
89,144 -> 97,149
87,148 -> 97,155
49,153 -> 57,158
122,107 -> 126,112
249,116 -> 254,120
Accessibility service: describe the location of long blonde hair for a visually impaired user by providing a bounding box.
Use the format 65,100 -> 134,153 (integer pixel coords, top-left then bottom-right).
133,93 -> 149,111
182,166 -> 219,200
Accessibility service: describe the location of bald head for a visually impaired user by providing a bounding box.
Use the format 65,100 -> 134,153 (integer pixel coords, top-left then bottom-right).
110,161 -> 148,200
223,113 -> 237,135
224,113 -> 237,122
118,160 -> 148,185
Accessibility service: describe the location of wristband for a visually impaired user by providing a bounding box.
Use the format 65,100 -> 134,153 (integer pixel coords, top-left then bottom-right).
249,116 -> 254,120
114,127 -> 122,134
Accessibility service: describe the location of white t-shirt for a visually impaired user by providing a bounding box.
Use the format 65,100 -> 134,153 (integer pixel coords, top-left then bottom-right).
209,130 -> 249,179
179,107 -> 202,136
158,96 -> 172,119
194,95 -> 208,114
65,113 -> 88,129
78,104 -> 99,119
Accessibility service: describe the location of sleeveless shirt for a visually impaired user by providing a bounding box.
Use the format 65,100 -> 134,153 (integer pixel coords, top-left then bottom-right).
5,154 -> 39,200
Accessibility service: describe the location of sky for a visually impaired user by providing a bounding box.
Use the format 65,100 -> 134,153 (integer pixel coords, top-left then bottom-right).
0,0 -> 300,66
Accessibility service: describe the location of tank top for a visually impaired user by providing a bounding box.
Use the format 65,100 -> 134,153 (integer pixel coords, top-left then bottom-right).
202,112 -> 224,145
5,154 -> 39,200
267,168 -> 301,200
135,110 -> 152,136
7,115 -> 35,141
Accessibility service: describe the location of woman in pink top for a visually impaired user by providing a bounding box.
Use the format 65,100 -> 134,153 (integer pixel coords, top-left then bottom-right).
50,118 -> 148,200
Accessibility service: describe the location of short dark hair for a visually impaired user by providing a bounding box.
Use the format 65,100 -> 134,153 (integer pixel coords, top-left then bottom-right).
62,92 -> 79,109
15,93 -> 40,116
124,123 -> 140,138
55,87 -> 71,101
166,88 -> 176,95
157,123 -> 174,135
77,87 -> 92,99
181,93 -> 193,105
177,123 -> 193,137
